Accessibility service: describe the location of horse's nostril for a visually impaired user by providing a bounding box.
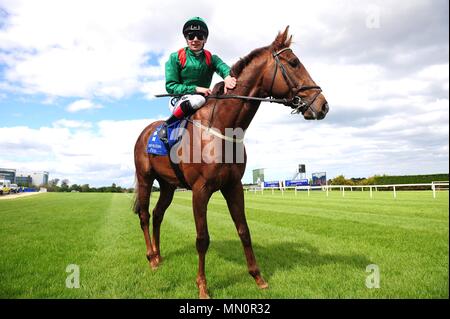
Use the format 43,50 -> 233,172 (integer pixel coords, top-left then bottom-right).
322,102 -> 329,114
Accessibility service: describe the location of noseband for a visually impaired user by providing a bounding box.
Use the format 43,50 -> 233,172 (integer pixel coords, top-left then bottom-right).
270,47 -> 322,116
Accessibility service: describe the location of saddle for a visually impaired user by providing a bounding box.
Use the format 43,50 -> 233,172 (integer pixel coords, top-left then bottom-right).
147,119 -> 191,189
147,120 -> 188,156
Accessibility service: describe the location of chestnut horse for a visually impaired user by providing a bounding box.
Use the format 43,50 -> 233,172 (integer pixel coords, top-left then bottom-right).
133,27 -> 329,299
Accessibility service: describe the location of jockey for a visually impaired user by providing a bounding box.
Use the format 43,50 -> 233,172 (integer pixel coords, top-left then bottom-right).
158,17 -> 237,142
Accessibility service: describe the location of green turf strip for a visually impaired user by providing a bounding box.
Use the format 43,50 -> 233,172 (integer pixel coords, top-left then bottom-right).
0,191 -> 447,298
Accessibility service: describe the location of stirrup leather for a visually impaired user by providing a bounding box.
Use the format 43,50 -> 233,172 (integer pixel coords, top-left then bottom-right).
158,124 -> 168,142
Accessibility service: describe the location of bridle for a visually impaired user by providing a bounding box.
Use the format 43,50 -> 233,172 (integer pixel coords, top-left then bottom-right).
269,47 -> 322,115
155,47 -> 323,116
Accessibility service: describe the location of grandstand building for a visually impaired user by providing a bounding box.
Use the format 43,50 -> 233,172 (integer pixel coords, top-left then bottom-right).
1,168 -> 49,187
0,168 -> 16,183
15,174 -> 33,187
28,171 -> 49,186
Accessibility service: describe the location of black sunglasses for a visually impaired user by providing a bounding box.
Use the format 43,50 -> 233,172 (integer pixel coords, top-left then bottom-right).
186,32 -> 206,41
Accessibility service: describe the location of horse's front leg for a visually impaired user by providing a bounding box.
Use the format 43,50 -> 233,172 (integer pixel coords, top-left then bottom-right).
192,184 -> 213,299
151,179 -> 175,268
221,181 -> 268,289
135,174 -> 157,269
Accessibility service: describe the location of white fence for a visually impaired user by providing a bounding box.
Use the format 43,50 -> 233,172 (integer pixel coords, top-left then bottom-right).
245,182 -> 449,199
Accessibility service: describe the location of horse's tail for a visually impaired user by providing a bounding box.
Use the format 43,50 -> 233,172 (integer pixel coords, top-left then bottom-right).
132,176 -> 140,215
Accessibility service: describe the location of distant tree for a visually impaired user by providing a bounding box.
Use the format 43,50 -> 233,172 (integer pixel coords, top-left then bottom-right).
363,175 -> 379,185
107,183 -> 123,193
81,184 -> 90,192
97,187 -> 106,193
60,179 -> 70,192
69,184 -> 81,192
47,178 -> 60,192
49,178 -> 59,186
330,175 -> 354,185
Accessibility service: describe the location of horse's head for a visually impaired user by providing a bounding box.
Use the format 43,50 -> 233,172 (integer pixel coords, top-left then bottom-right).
262,27 -> 329,120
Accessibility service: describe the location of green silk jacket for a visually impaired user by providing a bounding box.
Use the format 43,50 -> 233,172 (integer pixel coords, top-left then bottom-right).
165,47 -> 231,94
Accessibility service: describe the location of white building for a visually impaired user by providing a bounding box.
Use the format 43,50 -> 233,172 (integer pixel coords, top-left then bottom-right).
30,171 -> 49,186
16,171 -> 49,186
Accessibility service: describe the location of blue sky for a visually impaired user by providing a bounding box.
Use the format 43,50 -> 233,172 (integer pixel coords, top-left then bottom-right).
2,92 -> 168,128
0,0 -> 448,187
1,47 -> 168,127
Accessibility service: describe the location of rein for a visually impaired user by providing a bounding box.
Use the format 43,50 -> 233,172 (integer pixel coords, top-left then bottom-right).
155,93 -> 294,105
155,48 -> 322,115
269,47 -> 322,115
154,47 -> 324,143
186,119 -> 245,143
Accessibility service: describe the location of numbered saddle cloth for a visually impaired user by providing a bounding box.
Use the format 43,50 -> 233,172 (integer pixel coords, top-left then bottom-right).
146,120 -> 188,156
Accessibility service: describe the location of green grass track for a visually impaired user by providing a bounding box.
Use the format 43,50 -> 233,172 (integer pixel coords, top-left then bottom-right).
0,190 -> 448,298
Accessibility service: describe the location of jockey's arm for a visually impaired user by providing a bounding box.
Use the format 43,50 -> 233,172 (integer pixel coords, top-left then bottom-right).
212,55 -> 236,93
195,87 -> 212,96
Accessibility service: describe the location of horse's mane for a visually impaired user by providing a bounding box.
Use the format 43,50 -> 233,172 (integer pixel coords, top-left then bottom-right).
230,46 -> 269,78
210,46 -> 268,97
210,46 -> 268,96
212,45 -> 265,94
212,81 -> 225,95
214,27 -> 292,92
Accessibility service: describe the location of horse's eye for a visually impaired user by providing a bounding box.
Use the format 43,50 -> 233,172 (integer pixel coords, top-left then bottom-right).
289,58 -> 300,68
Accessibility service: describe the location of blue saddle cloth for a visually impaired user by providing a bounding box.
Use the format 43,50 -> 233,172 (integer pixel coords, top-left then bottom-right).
147,120 -> 188,155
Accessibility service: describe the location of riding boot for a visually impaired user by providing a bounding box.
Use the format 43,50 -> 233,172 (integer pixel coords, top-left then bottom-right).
159,96 -> 202,143
158,114 -> 179,143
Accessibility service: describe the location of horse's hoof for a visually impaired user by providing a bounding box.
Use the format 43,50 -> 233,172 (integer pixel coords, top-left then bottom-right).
149,259 -> 160,270
149,263 -> 158,271
155,255 -> 163,264
197,280 -> 210,299
258,282 -> 269,289
256,277 -> 269,289
199,292 -> 211,299
147,254 -> 162,270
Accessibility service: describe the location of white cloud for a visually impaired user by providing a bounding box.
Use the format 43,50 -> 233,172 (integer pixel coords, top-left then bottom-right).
0,0 -> 213,99
0,98 -> 448,187
241,91 -> 449,182
53,119 -> 92,129
66,99 -> 102,112
1,0 -> 447,103
0,118 -> 157,187
140,80 -> 167,100
0,0 -> 448,186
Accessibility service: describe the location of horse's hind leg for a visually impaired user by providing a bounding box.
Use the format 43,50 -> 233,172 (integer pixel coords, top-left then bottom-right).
221,182 -> 268,289
134,173 -> 158,270
150,178 -> 176,268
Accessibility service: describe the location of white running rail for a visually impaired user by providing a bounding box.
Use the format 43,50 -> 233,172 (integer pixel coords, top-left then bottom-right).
292,182 -> 449,199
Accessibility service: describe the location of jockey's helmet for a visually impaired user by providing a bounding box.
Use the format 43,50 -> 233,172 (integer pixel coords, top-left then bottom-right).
183,17 -> 209,38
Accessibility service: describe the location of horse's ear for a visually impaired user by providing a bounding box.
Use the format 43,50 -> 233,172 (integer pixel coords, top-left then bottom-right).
272,26 -> 290,50
285,35 -> 293,47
